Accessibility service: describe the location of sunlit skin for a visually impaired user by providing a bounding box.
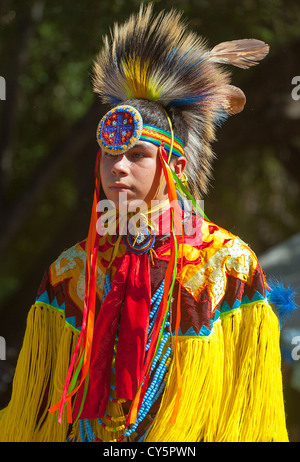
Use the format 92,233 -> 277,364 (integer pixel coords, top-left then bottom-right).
100,140 -> 186,212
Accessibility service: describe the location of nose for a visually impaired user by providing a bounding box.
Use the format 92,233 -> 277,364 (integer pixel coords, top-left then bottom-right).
111,154 -> 130,176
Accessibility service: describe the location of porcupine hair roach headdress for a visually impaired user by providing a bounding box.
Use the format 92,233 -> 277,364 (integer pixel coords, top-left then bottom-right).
92,3 -> 269,199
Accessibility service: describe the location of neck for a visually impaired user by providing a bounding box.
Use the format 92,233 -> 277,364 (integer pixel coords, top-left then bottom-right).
97,198 -> 172,240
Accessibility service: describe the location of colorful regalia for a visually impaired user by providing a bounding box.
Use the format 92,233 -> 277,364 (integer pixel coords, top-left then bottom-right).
0,3 -> 296,442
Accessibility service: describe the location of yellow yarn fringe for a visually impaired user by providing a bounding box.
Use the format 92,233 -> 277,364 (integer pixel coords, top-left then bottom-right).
0,301 -> 288,442
144,302 -> 288,442
0,304 -> 125,442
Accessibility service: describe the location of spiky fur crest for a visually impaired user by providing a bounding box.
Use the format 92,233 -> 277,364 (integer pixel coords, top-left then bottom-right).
92,3 -> 269,198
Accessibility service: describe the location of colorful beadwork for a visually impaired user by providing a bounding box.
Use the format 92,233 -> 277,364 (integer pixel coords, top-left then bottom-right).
141,124 -> 184,157
96,105 -> 143,154
123,225 -> 155,255
124,279 -> 171,439
96,105 -> 185,158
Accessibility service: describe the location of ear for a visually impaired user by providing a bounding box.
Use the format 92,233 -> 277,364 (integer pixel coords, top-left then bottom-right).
170,156 -> 187,179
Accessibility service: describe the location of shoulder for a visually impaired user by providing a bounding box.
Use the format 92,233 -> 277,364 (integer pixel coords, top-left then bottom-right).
179,219 -> 267,307
35,239 -> 88,315
49,240 -> 88,283
184,218 -> 262,280
202,220 -> 261,279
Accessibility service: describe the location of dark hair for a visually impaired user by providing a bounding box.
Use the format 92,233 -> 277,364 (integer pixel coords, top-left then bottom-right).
119,99 -> 188,162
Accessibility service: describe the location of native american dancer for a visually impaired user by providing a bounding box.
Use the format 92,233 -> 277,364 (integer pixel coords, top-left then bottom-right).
0,4 -> 296,442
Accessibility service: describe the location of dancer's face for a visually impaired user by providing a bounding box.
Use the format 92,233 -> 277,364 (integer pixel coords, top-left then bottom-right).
100,141 -> 186,210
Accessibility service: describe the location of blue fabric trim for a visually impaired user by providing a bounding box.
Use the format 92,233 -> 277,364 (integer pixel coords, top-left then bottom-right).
221,291 -> 267,316
177,309 -> 221,337
35,290 -> 82,332
36,290 -> 66,312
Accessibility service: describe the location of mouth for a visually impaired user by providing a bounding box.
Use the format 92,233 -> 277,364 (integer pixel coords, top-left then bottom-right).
109,183 -> 132,191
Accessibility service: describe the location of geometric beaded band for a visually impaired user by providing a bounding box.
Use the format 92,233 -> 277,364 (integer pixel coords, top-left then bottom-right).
96,105 -> 184,157
141,124 -> 184,157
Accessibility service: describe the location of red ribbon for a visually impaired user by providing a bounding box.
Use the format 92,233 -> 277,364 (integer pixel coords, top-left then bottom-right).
48,150 -> 102,423
77,251 -> 151,419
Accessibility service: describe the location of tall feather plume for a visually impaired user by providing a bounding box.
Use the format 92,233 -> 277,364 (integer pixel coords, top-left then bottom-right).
208,39 -> 270,69
92,3 -> 269,198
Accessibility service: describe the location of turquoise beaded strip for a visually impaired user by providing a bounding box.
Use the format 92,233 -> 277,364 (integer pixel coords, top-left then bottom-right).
124,279 -> 172,440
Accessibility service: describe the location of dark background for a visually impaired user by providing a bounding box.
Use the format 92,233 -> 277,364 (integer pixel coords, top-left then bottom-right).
0,0 -> 299,440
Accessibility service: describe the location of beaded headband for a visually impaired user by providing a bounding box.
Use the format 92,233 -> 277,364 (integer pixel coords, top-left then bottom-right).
96,105 -> 184,157
141,125 -> 184,157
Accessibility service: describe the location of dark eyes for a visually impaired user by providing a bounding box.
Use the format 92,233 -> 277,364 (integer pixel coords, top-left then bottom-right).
102,151 -> 145,160
102,151 -> 116,160
130,152 -> 144,159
